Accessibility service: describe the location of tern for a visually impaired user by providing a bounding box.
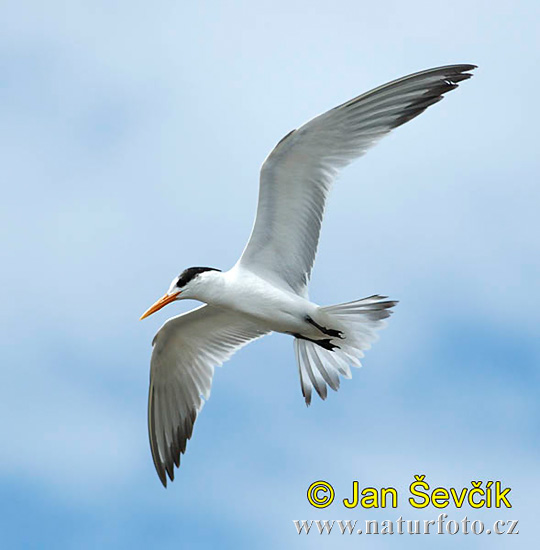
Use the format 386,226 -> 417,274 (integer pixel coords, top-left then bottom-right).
140,64 -> 475,486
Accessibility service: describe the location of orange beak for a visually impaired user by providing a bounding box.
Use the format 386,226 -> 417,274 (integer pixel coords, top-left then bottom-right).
140,292 -> 181,320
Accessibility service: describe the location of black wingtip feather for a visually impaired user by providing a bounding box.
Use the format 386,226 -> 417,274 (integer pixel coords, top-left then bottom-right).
148,385 -> 169,488
389,65 -> 476,129
165,460 -> 175,482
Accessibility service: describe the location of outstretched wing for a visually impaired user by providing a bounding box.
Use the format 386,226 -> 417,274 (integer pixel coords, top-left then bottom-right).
148,305 -> 267,486
237,64 -> 475,294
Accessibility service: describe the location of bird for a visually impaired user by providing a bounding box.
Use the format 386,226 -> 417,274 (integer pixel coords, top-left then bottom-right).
140,64 -> 476,486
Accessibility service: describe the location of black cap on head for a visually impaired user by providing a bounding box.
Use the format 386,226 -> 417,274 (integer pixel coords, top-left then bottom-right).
176,267 -> 221,288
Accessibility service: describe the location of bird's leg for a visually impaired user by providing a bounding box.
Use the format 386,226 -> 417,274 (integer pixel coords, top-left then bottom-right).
305,316 -> 344,339
292,333 -> 341,351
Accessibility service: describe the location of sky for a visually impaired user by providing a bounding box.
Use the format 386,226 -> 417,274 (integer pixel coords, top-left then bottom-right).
1,0 -> 539,548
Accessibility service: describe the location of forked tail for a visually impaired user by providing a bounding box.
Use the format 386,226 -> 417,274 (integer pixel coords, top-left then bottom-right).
294,295 -> 397,405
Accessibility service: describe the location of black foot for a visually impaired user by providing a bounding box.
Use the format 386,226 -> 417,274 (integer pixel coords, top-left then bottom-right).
305,316 -> 344,339
293,333 -> 341,352
317,338 -> 341,351
325,328 -> 344,339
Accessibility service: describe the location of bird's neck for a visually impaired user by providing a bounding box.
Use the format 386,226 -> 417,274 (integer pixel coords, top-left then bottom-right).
192,271 -> 228,305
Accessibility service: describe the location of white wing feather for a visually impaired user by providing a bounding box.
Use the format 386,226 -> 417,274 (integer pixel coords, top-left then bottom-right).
148,305 -> 267,486
238,64 -> 475,294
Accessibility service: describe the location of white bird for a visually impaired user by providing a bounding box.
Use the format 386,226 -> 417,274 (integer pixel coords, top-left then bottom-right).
140,64 -> 475,486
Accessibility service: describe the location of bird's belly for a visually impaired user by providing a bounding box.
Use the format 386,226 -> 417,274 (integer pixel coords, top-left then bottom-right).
248,303 -> 308,334
237,293 -> 309,333
209,278 -> 315,335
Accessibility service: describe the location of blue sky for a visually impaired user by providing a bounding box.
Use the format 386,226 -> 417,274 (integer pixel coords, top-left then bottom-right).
1,1 -> 538,548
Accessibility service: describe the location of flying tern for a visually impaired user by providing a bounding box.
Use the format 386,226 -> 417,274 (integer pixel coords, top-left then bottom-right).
140,64 -> 476,486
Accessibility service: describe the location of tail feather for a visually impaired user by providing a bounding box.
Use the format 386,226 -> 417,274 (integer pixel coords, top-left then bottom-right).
307,344 -> 340,391
295,295 -> 397,405
295,341 -> 327,401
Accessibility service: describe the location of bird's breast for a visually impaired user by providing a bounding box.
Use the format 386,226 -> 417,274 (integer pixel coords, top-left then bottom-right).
205,271 -> 312,333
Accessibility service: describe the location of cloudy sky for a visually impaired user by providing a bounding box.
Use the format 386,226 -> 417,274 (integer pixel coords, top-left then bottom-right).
1,1 -> 538,548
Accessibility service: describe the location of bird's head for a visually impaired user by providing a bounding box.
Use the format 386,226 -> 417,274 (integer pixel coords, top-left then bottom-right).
140,266 -> 221,320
